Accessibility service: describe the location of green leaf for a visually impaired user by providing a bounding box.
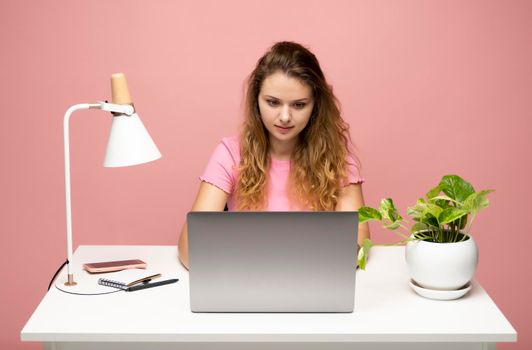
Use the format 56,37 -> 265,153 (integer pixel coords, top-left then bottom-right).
424,203 -> 443,219
439,175 -> 475,203
411,222 -> 429,233
434,198 -> 452,210
428,195 -> 458,211
380,198 -> 402,222
438,207 -> 468,225
384,222 -> 400,230
429,195 -> 460,205
421,212 -> 440,227
358,207 -> 382,223
357,238 -> 373,270
407,207 -> 423,220
406,199 -> 426,220
426,185 -> 441,199
409,200 -> 441,227
462,189 -> 495,214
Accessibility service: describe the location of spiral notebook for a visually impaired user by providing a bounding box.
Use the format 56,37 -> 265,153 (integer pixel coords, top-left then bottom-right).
97,269 -> 161,290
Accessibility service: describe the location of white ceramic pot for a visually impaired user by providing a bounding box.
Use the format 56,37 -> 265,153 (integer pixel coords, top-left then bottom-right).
405,234 -> 478,290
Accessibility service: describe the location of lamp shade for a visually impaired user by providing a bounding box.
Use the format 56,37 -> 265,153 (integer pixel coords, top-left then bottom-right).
103,112 -> 161,167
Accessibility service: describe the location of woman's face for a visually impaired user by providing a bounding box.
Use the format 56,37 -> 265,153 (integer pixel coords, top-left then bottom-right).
258,71 -> 314,146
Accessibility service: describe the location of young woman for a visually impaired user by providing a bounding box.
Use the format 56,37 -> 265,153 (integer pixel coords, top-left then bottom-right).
178,41 -> 369,268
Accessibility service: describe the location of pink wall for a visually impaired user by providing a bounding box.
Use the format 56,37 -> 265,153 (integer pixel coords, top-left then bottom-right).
1,0 -> 530,348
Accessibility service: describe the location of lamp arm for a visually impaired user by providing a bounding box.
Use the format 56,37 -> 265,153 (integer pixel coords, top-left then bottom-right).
63,104 -> 97,285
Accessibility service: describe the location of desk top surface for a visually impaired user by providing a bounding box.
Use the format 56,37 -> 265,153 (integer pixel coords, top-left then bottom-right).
21,245 -> 516,343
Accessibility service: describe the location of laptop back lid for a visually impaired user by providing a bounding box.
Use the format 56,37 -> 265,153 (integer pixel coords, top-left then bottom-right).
188,211 -> 358,312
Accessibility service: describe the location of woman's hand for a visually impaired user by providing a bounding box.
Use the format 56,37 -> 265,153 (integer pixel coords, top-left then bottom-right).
335,183 -> 370,245
178,182 -> 229,269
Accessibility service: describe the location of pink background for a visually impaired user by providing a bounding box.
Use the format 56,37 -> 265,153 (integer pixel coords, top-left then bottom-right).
1,0 -> 530,348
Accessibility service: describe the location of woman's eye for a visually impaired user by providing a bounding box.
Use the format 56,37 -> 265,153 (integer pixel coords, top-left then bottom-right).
293,102 -> 306,109
266,99 -> 279,106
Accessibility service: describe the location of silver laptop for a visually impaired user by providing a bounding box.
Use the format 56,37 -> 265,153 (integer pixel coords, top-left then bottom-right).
187,211 -> 358,313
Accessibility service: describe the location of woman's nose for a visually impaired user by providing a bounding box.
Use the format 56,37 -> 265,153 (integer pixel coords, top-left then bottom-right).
279,105 -> 291,123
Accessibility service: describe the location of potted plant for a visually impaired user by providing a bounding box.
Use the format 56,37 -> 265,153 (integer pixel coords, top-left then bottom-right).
357,174 -> 494,292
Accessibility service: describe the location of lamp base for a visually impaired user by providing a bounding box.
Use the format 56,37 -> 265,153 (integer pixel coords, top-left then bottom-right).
55,271 -> 120,296
64,274 -> 77,286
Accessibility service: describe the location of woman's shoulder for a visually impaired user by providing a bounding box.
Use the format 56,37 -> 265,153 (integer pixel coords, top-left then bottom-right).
215,136 -> 241,164
220,135 -> 240,150
344,147 -> 365,185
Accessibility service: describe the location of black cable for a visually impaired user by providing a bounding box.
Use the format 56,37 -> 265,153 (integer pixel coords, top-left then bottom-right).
48,260 -> 68,291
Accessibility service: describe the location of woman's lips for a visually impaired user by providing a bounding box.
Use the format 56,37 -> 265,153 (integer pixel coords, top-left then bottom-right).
275,125 -> 294,134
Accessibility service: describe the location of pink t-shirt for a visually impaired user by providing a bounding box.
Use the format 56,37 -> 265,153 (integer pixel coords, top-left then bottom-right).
199,136 -> 365,211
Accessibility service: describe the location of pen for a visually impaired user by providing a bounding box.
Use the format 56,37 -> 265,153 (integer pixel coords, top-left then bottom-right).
127,278 -> 179,292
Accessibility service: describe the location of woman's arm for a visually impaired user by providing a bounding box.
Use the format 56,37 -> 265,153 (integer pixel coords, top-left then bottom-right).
178,182 -> 229,269
335,183 -> 370,245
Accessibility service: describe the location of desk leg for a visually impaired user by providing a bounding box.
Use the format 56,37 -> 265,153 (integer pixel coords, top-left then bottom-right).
43,343 -> 57,350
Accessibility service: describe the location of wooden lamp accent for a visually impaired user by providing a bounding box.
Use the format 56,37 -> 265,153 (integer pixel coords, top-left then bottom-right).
111,73 -> 133,105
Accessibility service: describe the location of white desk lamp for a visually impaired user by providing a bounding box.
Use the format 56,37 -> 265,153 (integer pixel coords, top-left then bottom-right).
57,73 -> 161,293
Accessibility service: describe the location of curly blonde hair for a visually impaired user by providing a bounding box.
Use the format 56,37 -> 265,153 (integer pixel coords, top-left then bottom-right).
235,42 -> 358,211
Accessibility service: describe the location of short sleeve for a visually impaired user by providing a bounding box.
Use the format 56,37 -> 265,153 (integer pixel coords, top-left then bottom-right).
345,152 -> 365,186
199,138 -> 239,194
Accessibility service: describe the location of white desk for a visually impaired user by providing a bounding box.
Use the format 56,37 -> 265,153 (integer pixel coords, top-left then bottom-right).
21,245 -> 516,350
